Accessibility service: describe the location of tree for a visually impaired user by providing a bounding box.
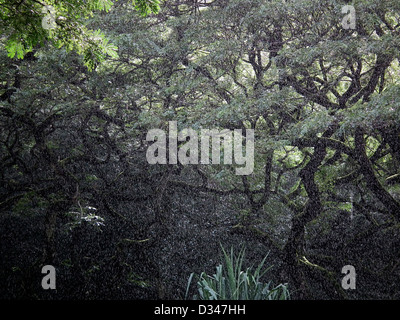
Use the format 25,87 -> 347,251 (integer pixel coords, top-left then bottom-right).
0,0 -> 160,69
1,0 -> 400,300
127,0 -> 400,298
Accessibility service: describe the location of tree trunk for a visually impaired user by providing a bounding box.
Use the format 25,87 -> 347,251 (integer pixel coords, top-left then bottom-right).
355,127 -> 400,221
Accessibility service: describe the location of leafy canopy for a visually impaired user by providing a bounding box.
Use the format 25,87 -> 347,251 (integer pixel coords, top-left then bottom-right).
0,0 -> 160,70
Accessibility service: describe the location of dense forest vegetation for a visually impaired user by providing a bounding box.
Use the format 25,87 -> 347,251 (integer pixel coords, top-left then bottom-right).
1,0 -> 400,300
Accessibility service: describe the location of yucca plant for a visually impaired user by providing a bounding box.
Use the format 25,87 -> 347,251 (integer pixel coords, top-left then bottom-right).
185,245 -> 290,300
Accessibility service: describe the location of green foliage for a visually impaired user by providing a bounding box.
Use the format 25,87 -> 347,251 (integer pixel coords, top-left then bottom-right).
133,0 -> 160,16
186,246 -> 290,300
2,0 -> 400,301
11,191 -> 49,217
65,205 -> 105,231
0,0 -> 159,70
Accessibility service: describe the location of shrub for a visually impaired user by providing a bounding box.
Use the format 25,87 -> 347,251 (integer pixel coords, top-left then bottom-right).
186,246 -> 290,300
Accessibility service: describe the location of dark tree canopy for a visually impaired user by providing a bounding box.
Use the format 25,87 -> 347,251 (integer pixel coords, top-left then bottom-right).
1,0 -> 400,301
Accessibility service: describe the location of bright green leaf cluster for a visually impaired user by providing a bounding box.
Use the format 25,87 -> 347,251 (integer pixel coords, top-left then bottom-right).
0,0 -> 160,70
